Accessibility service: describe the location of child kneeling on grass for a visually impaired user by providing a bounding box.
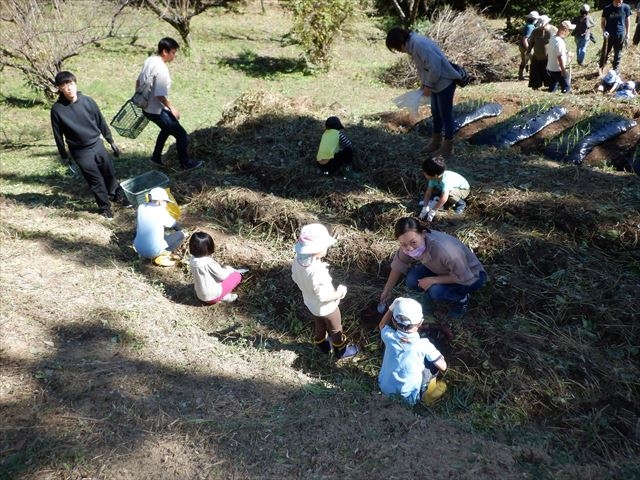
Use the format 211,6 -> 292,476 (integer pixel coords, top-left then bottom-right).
419,155 -> 469,222
291,223 -> 358,359
133,187 -> 184,267
189,231 -> 243,304
316,116 -> 353,175
378,297 -> 447,406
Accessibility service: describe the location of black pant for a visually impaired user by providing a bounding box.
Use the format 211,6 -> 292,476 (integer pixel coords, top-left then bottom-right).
70,142 -> 121,213
318,148 -> 352,175
600,33 -> 626,71
528,58 -> 549,90
143,109 -> 189,166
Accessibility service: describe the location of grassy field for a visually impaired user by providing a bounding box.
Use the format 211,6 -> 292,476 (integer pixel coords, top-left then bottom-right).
1,2 -> 639,479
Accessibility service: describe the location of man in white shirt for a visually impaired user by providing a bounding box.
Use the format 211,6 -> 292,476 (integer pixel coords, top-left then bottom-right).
136,37 -> 203,170
547,20 -> 575,94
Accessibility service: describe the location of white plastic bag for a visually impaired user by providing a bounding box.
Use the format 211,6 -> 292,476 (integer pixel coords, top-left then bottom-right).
392,89 -> 430,118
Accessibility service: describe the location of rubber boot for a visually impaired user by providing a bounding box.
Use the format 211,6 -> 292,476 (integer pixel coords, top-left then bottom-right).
333,334 -> 359,360
313,335 -> 332,354
423,133 -> 442,155
518,63 -> 525,80
434,139 -> 454,159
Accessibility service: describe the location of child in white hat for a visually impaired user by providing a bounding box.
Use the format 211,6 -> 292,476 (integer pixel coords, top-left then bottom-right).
291,223 -> 358,359
378,297 -> 447,405
133,187 -> 184,266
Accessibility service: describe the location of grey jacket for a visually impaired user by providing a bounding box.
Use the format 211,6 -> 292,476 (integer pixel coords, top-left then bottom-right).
407,33 -> 461,93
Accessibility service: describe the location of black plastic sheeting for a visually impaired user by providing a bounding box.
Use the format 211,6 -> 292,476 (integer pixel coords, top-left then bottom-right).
470,105 -> 567,147
416,101 -> 503,136
545,113 -> 637,165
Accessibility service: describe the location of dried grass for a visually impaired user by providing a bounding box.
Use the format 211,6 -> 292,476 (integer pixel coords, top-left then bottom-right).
380,6 -> 516,88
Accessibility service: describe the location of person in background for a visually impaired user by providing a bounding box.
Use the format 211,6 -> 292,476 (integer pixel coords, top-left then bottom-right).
632,2 -> 640,46
377,297 -> 447,406
133,187 -> 185,267
518,11 -> 540,80
527,15 -> 557,90
572,4 -> 596,66
548,20 -> 576,94
419,155 -> 469,221
380,217 -> 487,321
600,0 -> 632,72
386,27 -> 462,159
136,37 -> 203,170
50,71 -> 125,220
188,231 -> 242,304
316,116 -> 353,175
291,224 -> 359,359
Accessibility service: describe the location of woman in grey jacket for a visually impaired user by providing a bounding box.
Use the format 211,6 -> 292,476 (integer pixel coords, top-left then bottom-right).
386,27 -> 461,158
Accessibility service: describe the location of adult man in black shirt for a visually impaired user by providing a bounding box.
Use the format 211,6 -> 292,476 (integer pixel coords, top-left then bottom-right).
50,71 -> 125,219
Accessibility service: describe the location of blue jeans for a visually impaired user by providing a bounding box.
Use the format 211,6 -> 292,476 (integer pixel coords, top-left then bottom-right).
548,70 -> 570,94
405,264 -> 487,314
430,81 -> 457,140
144,109 -> 189,165
576,36 -> 588,65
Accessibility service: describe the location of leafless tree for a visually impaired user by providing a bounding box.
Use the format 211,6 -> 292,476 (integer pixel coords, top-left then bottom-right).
0,0 -> 127,98
389,0 -> 428,27
133,0 -> 243,52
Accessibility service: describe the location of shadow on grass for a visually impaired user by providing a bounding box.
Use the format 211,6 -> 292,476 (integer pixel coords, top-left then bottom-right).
218,50 -> 306,78
0,320 -> 395,479
0,94 -> 47,108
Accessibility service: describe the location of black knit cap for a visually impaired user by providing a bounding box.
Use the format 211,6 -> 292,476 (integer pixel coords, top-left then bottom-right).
325,116 -> 344,130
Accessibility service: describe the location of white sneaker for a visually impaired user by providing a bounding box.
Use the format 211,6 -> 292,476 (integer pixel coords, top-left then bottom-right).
221,293 -> 238,303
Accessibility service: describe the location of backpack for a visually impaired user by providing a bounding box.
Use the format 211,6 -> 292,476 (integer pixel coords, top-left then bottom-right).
450,62 -> 475,88
131,78 -> 153,109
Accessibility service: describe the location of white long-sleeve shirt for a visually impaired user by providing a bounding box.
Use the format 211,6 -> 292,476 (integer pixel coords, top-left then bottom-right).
291,256 -> 342,317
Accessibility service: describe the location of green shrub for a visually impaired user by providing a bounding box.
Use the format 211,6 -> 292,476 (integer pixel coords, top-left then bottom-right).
283,0 -> 357,70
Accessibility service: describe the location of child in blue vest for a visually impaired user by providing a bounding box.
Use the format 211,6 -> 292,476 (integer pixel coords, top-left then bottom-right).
316,116 -> 353,175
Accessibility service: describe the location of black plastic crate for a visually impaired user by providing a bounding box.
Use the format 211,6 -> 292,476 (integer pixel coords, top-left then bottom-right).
110,100 -> 149,139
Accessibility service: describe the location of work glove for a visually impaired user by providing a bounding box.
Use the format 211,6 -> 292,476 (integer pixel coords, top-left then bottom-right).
110,142 -> 121,157
336,284 -> 347,299
419,206 -> 430,219
427,196 -> 440,210
172,222 -> 182,231
426,209 -> 436,222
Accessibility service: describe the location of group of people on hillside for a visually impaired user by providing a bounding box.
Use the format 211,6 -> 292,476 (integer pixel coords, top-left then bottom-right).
519,1 -> 638,95
50,38 -> 201,220
47,5 -> 638,407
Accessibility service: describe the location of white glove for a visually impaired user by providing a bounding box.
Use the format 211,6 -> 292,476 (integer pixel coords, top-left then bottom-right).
426,209 -> 436,222
336,284 -> 347,299
419,206 -> 430,219
428,196 -> 440,210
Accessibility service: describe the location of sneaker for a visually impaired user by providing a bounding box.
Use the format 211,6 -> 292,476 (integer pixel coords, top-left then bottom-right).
336,343 -> 359,360
448,294 -> 470,319
453,200 -> 467,215
182,159 -> 204,170
101,209 -> 114,220
221,293 -> 238,303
